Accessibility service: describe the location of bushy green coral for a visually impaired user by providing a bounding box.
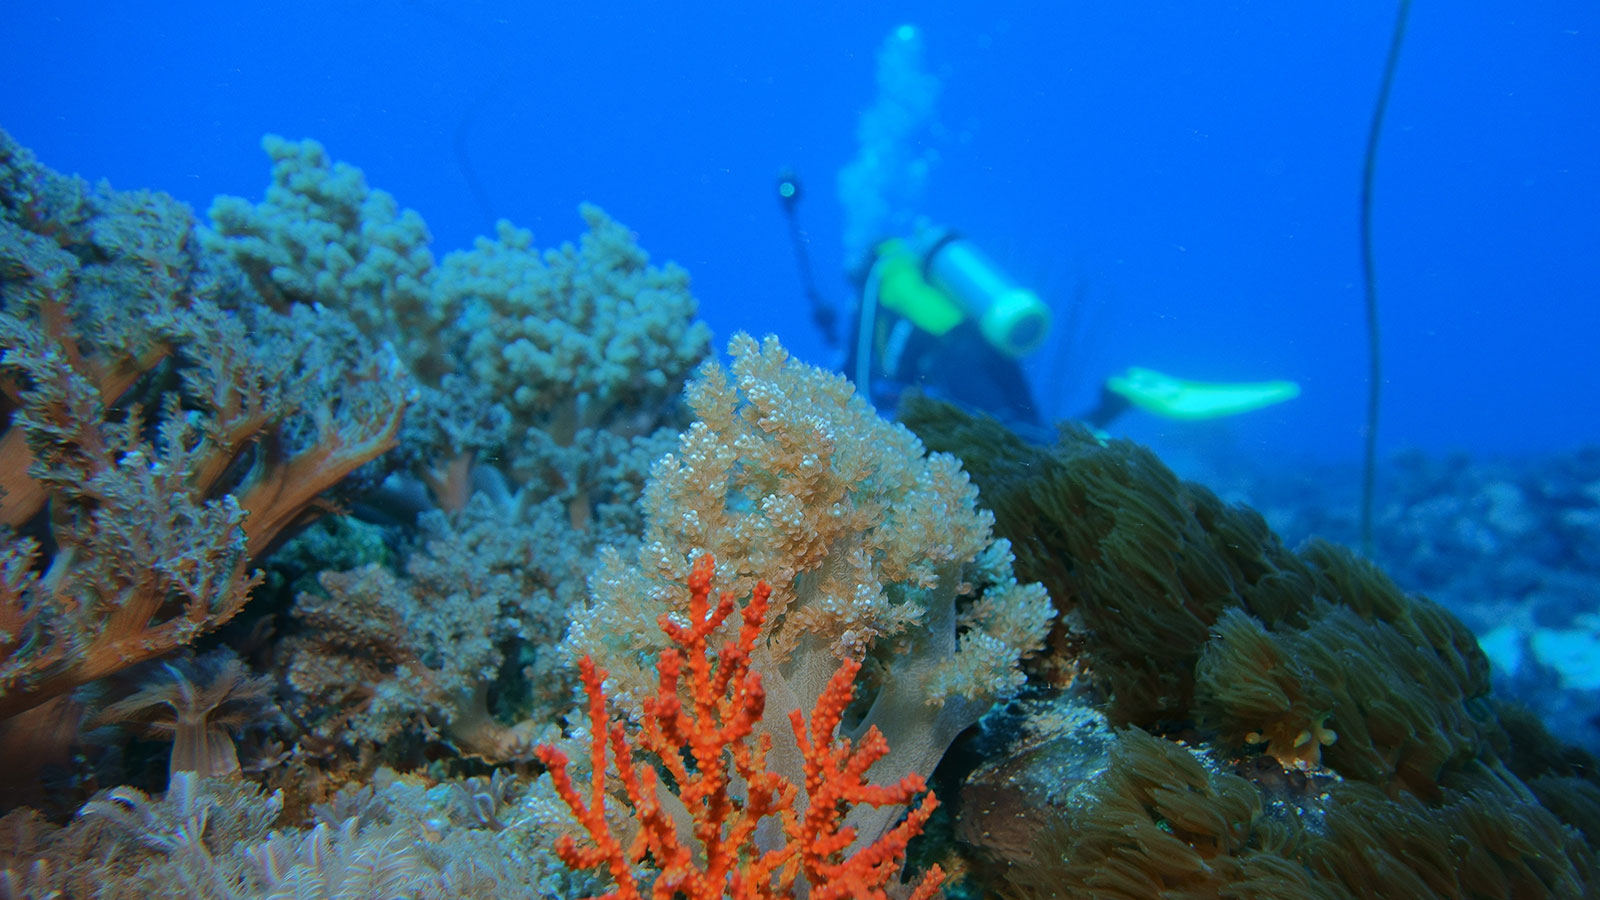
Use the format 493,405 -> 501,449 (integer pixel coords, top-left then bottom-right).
205,138 -> 709,450
206,137 -> 708,516
436,208 -> 711,436
198,138 -> 712,771
202,135 -> 438,371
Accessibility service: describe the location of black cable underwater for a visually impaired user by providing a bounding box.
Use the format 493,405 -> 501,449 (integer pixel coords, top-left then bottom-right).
776,171 -> 841,347
1359,0 -> 1412,557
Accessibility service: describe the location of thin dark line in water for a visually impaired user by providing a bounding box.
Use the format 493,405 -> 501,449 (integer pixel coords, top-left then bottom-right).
1360,0 -> 1412,557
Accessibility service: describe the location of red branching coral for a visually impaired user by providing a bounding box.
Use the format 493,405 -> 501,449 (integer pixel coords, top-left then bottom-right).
537,554 -> 943,900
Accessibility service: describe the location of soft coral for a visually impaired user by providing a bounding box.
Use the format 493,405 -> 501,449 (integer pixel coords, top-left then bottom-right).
0,127 -> 406,722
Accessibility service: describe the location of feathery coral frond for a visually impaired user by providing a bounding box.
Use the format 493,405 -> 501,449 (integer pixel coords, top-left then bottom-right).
0,128 -> 407,722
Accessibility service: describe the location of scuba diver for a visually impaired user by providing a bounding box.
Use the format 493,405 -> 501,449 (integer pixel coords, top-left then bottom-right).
777,169 -> 1301,438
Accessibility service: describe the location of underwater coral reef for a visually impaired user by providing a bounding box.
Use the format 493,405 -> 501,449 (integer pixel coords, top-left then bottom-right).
2,129 -> 1598,899
1219,448 -> 1600,751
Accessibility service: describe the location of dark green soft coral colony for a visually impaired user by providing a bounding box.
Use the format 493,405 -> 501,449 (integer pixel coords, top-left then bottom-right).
1,124 -> 1598,898
902,396 -> 1600,898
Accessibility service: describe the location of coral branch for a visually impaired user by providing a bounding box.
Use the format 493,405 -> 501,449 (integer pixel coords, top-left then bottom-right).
537,554 -> 942,900
793,659 -> 941,900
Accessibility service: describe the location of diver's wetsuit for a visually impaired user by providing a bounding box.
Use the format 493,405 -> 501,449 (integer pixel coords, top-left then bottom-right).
843,307 -> 1042,429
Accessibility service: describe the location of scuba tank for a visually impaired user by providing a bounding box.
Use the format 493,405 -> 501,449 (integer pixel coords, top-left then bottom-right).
868,224 -> 1051,359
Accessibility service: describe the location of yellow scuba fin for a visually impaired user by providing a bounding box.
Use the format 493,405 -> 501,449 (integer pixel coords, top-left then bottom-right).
1105,367 -> 1301,421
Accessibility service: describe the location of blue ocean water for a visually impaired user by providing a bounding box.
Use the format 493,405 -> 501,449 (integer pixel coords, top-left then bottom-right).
1,1 -> 1595,467
9,3 -> 1600,877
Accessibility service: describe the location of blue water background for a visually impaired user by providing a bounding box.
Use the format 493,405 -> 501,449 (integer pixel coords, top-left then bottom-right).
2,1 -> 1595,468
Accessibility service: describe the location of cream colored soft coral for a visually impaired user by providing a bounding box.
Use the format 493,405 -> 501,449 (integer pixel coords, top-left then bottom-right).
566,334 -> 1052,840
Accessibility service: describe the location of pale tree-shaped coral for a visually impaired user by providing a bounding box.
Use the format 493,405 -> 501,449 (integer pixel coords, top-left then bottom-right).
566,334 -> 1052,843
205,138 -> 708,473
421,205 -> 712,505
202,134 -> 439,375
206,137 -> 707,543
202,137 -> 714,766
435,206 -> 711,442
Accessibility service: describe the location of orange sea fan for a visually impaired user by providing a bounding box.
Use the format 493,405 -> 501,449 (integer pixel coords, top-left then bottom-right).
536,554 -> 943,900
